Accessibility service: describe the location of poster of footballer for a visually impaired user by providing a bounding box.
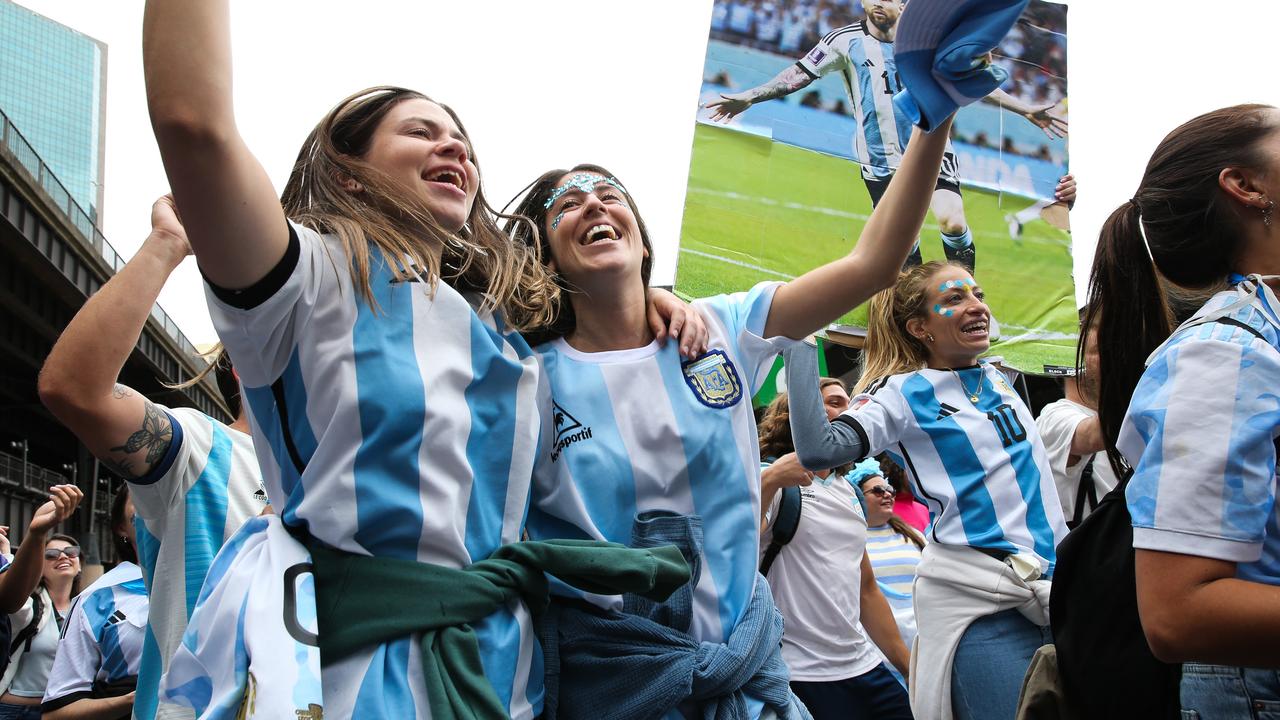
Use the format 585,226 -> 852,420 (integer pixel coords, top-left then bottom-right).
678,0 -> 1072,373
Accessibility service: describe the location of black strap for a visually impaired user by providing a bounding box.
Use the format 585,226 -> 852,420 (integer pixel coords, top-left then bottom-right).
13,592 -> 43,654
760,486 -> 802,576
1069,456 -> 1098,530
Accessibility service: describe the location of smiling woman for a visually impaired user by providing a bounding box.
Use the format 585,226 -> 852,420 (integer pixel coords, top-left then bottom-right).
784,261 -> 1068,720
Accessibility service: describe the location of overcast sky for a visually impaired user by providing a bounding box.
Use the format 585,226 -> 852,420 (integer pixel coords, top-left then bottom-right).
13,0 -> 1280,346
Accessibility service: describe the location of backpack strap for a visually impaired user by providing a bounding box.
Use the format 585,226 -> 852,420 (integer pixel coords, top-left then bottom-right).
11,591 -> 43,654
1069,456 -> 1098,530
760,485 -> 802,576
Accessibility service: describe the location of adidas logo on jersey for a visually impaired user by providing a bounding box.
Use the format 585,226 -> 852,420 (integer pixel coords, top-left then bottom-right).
551,402 -> 593,462
936,403 -> 960,421
862,58 -> 875,68
107,609 -> 127,626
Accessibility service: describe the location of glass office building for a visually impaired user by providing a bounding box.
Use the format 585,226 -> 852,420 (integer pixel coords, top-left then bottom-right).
0,0 -> 107,223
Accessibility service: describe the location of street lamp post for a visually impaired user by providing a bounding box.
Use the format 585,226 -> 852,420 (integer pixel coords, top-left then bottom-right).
8,439 -> 28,491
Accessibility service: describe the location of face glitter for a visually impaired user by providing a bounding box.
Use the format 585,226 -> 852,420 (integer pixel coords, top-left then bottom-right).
544,173 -> 626,210
551,210 -> 566,230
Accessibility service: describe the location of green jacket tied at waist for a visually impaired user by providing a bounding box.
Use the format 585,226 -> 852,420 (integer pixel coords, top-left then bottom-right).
304,537 -> 691,720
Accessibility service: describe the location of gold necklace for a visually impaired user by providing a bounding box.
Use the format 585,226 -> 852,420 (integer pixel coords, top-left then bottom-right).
951,368 -> 983,404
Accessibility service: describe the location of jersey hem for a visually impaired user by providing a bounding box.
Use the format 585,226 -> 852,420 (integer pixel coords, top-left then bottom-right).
204,220 -> 300,310
129,410 -> 185,487
1131,526 -> 1263,563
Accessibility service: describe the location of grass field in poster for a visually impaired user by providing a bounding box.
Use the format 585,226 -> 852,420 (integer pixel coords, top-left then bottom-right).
675,123 -> 1078,373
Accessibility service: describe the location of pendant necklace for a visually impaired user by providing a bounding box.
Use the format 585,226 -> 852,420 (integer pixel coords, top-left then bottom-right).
951,368 -> 983,404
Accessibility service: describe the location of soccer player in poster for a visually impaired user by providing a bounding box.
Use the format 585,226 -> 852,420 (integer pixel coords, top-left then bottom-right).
705,0 -> 1067,271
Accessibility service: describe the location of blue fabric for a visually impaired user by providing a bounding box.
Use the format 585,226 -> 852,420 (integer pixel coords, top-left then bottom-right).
951,608 -> 1051,720
790,664 -> 912,720
540,511 -> 808,720
892,0 -> 1029,132
1181,663 -> 1280,719
0,704 -> 40,720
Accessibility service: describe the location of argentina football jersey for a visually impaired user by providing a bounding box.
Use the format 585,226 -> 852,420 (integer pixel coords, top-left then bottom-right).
527,281 -> 785,647
844,364 -> 1066,574
1121,283 -> 1280,587
129,407 -> 266,720
798,21 -> 938,181
43,562 -> 149,713
202,222 -> 545,718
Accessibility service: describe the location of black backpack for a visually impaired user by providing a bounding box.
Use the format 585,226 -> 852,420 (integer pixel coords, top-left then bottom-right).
760,485 -> 801,576
1067,456 -> 1098,530
0,590 -> 44,679
1050,469 -> 1181,719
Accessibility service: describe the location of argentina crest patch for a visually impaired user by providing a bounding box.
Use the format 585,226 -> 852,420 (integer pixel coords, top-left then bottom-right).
682,349 -> 743,409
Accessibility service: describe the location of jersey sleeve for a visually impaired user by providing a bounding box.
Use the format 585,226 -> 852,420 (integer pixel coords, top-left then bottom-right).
797,35 -> 849,79
1121,336 -> 1280,563
842,380 -> 911,458
41,596 -> 101,709
782,342 -> 870,470
694,281 -> 785,394
127,407 -> 216,535
1035,400 -> 1093,513
203,221 -> 333,388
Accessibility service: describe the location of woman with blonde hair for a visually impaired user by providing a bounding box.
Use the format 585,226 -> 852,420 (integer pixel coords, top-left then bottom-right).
784,262 -> 1067,720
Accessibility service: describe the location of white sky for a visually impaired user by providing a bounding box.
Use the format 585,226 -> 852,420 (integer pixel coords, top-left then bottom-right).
13,0 -> 1280,346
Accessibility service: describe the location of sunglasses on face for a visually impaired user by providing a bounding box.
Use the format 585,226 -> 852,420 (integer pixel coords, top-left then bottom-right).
865,485 -> 896,498
44,547 -> 81,560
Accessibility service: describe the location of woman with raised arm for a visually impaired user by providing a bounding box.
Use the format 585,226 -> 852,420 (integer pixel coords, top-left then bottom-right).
1085,104 -> 1280,718
143,3 -> 701,718
0,534 -> 80,720
783,263 -> 1067,720
507,116 -> 951,718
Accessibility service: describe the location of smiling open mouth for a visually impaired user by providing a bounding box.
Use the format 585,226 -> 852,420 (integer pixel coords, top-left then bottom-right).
962,320 -> 988,336
582,224 -> 619,245
425,169 -> 465,192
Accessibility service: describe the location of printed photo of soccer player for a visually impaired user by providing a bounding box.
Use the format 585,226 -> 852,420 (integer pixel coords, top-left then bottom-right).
682,0 -> 1075,373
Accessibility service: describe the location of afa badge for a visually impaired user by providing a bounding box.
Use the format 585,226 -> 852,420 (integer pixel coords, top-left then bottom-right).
682,349 -> 743,409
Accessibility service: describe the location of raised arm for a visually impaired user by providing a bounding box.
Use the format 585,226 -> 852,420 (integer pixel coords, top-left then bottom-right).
983,88 -> 1067,139
39,198 -> 188,480
704,64 -> 816,122
783,343 -> 868,470
0,486 -> 83,614
763,118 -> 952,340
143,0 -> 287,288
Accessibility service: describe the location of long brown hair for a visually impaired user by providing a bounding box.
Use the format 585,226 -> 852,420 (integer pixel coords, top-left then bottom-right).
1084,104 -> 1277,474
505,164 -> 654,339
279,86 -> 558,330
44,533 -> 82,598
857,261 -> 963,393
758,381 -> 852,474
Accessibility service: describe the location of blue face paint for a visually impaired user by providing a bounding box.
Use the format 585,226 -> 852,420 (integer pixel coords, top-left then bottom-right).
933,304 -> 954,317
938,278 -> 977,292
551,210 -> 566,230
544,173 -> 626,210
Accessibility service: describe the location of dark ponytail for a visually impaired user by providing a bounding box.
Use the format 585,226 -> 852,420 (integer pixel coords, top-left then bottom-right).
1085,104 -> 1277,474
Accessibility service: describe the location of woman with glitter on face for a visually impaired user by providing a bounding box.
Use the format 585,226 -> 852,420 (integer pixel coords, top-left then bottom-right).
507,115 -> 954,718
782,262 -> 1068,720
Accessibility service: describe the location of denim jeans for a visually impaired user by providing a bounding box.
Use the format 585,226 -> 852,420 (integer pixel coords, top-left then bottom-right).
950,608 -> 1053,720
1181,663 -> 1280,719
791,663 -> 913,720
0,702 -> 42,720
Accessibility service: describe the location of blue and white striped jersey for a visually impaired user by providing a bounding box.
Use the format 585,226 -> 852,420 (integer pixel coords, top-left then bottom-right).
840,364 -> 1066,575
1121,282 -> 1280,586
43,562 -> 149,710
204,222 -> 544,718
130,408 -> 266,720
798,21 -> 954,181
527,282 -> 784,655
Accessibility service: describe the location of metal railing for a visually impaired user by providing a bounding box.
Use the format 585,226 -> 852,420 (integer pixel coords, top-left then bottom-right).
0,450 -> 66,496
0,107 -> 208,368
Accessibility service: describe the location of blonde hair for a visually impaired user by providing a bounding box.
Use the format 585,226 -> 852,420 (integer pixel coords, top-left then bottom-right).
857,261 -> 962,393
279,86 -> 558,330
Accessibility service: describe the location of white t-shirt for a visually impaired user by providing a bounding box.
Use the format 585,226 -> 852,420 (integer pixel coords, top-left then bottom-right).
1035,398 -> 1119,523
760,473 -> 882,682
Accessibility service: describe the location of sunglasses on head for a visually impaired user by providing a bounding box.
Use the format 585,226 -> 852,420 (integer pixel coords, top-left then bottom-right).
44,546 -> 81,560
865,485 -> 896,498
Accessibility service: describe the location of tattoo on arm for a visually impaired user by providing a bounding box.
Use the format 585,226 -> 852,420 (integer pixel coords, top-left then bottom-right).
745,65 -> 814,104
112,384 -> 133,400
105,400 -> 172,479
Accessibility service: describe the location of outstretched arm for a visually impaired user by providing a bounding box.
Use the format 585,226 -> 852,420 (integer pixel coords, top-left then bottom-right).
763,118 -> 953,340
39,198 -> 189,480
783,343 -> 869,470
144,0 -> 287,289
704,64 -> 816,122
983,88 -> 1067,139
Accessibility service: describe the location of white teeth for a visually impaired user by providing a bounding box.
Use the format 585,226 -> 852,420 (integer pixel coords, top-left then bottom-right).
584,224 -> 618,244
429,170 -> 464,190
